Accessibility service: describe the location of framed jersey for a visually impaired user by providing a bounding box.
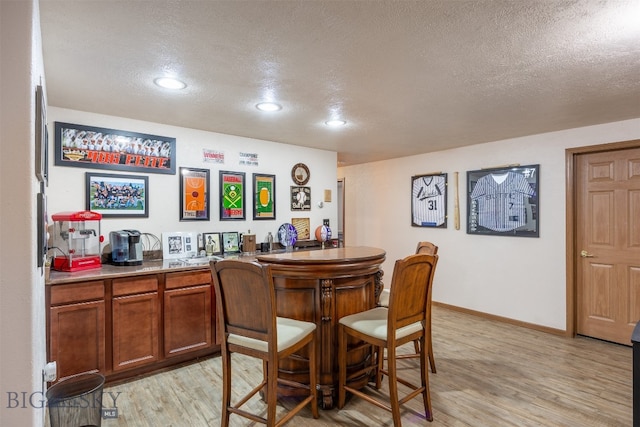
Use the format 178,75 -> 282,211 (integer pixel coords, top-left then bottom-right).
467,164 -> 539,237
411,173 -> 447,228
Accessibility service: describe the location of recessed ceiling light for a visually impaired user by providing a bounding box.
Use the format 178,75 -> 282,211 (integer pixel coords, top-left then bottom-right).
256,102 -> 282,112
325,119 -> 346,127
154,77 -> 187,90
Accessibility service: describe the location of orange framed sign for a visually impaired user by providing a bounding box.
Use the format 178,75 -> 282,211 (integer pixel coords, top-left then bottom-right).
180,167 -> 210,220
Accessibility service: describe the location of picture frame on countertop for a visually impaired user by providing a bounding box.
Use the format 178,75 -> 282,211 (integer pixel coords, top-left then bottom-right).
162,231 -> 198,259
220,170 -> 246,220
253,173 -> 276,220
54,121 -> 176,175
291,217 -> 311,240
180,167 -> 210,221
411,172 -> 447,228
85,172 -> 149,218
203,232 -> 222,256
221,231 -> 240,254
467,164 -> 539,237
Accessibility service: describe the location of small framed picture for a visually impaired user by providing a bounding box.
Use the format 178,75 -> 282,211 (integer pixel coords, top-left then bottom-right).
220,171 -> 246,220
86,172 -> 149,218
162,231 -> 198,259
180,167 -> 210,220
203,232 -> 222,256
291,186 -> 311,211
221,231 -> 240,254
253,173 -> 276,220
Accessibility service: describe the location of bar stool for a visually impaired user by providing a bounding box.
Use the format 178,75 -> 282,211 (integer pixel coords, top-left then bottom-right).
338,253 -> 438,426
379,241 -> 438,372
210,259 -> 319,427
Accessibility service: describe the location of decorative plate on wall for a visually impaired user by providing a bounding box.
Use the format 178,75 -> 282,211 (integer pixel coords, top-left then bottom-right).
291,163 -> 310,186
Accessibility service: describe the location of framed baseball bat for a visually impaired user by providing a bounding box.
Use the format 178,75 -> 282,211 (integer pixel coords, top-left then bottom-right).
454,172 -> 460,230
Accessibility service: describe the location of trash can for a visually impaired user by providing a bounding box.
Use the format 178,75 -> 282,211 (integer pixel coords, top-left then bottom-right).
46,372 -> 105,427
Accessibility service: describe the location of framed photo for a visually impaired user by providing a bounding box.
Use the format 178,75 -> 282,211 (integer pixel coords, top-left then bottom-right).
292,217 -> 311,240
220,171 -> 246,220
85,172 -> 149,218
162,231 -> 198,259
411,173 -> 447,228
35,85 -> 48,185
253,173 -> 276,220
467,164 -> 539,237
180,167 -> 210,220
221,231 -> 240,253
37,192 -> 47,268
203,232 -> 222,256
54,121 -> 176,175
291,186 -> 311,211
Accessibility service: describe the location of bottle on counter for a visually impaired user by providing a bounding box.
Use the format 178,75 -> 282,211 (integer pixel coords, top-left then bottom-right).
267,232 -> 274,252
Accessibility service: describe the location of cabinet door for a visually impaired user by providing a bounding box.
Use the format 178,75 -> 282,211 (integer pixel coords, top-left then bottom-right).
112,292 -> 160,371
50,300 -> 105,380
164,284 -> 212,357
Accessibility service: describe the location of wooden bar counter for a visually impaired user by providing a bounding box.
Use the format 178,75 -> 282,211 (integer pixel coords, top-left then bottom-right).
256,246 -> 386,408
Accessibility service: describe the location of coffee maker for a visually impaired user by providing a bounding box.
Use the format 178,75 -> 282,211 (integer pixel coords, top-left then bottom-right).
110,230 -> 143,266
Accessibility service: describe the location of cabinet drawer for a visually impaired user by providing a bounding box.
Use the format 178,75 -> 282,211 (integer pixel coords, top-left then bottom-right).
50,281 -> 104,305
113,275 -> 158,297
165,270 -> 211,290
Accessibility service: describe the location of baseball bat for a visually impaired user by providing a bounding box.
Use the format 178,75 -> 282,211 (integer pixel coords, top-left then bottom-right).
454,172 -> 460,230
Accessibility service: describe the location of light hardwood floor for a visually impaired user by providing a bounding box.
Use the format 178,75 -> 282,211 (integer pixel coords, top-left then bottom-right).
95,306 -> 632,426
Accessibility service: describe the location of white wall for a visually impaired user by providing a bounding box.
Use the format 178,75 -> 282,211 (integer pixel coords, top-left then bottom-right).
0,1 -> 47,426
339,118 -> 640,331
47,107 -> 338,253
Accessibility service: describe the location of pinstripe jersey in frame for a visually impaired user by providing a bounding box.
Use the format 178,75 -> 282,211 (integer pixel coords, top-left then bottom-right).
469,171 -> 535,232
412,174 -> 446,227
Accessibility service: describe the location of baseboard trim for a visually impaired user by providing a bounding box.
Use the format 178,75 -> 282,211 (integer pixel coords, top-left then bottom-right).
433,301 -> 570,337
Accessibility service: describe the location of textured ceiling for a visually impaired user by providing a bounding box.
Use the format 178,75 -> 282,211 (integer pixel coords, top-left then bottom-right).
39,0 -> 640,166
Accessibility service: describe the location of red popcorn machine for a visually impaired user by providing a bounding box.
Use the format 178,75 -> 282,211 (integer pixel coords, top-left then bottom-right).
51,211 -> 104,272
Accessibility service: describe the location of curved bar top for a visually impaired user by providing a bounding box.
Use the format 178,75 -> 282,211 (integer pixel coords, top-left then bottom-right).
257,246 -> 386,409
257,246 -> 385,264
256,246 -> 385,278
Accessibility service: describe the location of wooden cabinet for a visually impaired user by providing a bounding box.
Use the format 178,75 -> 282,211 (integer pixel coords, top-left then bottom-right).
48,281 -> 106,380
46,266 -> 218,384
111,275 -> 160,371
164,270 -> 213,357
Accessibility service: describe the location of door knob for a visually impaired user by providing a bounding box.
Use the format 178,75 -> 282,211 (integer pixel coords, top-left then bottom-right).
580,250 -> 595,258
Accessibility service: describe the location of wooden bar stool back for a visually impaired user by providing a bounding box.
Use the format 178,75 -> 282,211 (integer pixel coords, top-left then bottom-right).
210,259 -> 319,427
338,253 -> 438,425
379,241 -> 439,372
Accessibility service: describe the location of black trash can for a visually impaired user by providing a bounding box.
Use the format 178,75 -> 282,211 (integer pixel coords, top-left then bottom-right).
46,372 -> 105,427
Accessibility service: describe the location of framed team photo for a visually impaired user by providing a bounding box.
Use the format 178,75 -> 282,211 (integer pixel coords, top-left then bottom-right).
54,121 -> 176,175
467,164 -> 539,237
85,172 -> 149,218
411,173 -> 447,228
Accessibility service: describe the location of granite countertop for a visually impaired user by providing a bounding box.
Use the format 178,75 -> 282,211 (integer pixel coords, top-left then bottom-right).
46,244 -> 336,285
46,254 -> 247,285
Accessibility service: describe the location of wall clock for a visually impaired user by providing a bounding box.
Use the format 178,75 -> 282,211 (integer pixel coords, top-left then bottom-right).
291,163 -> 310,186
